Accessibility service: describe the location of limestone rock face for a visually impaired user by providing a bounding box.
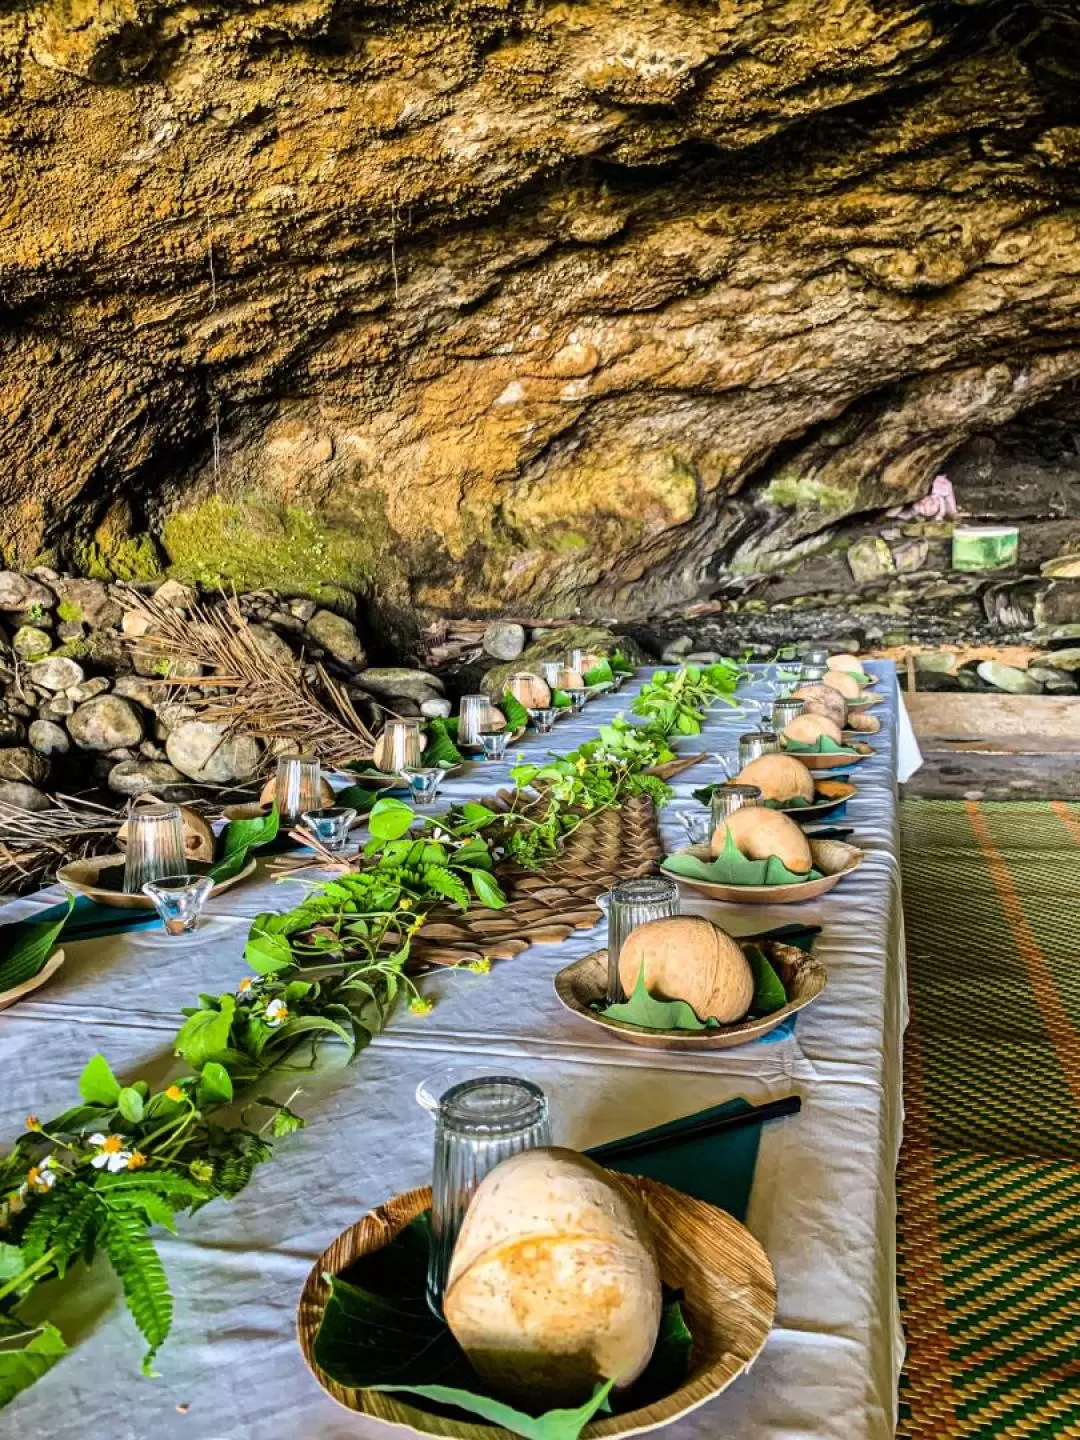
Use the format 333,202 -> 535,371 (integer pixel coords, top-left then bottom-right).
0,2 -> 1079,622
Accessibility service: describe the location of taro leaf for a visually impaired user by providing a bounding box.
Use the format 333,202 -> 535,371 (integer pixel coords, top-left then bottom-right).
0,895 -> 73,994
335,785 -> 382,815
601,962 -> 711,1033
500,692 -> 529,730
745,945 -> 788,1016
220,803 -> 280,859
424,719 -> 464,770
206,847 -> 251,885
379,1381 -> 615,1440
0,1319 -> 69,1408
368,798 -> 416,844
551,689 -> 572,709
661,829 -> 822,888
79,1053 -> 121,1106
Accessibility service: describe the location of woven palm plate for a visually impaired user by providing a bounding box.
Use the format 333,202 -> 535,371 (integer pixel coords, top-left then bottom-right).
780,743 -> 871,772
0,948 -> 65,1010
410,759 -> 705,969
297,1175 -> 776,1439
776,779 -> 856,820
662,839 -> 864,905
554,940 -> 826,1050
56,854 -> 257,909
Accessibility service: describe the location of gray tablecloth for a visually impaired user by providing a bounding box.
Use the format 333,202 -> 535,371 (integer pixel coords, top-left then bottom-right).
0,664 -> 914,1440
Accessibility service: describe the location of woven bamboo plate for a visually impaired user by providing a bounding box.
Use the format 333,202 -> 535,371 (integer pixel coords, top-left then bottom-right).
297,1175 -> 775,1439
56,855 -> 257,909
0,948 -> 65,1010
662,838 -> 864,905
780,742 -> 871,772
554,941 -> 826,1050
776,779 -> 855,819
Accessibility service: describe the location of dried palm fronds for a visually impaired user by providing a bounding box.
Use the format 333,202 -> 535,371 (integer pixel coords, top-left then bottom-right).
0,793 -> 125,898
119,591 -> 376,768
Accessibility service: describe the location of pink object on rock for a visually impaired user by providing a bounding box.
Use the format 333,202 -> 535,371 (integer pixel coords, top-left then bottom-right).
887,474 -> 960,521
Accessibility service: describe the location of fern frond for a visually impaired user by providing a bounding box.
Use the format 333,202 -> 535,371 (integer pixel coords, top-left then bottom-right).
93,1170 -> 209,1204
422,866 -> 470,910
101,1209 -> 173,1374
19,1185 -> 101,1277
98,1189 -> 178,1233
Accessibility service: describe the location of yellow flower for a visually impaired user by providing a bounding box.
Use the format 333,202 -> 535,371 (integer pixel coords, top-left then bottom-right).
127,1151 -> 147,1170
189,1159 -> 214,1184
408,995 -> 434,1015
165,1084 -> 184,1103
467,957 -> 491,974
237,976 -> 254,994
24,1115 -> 41,1132
576,756 -> 588,774
398,896 -> 413,911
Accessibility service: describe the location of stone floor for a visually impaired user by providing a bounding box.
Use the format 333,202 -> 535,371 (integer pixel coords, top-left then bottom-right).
903,744 -> 1080,800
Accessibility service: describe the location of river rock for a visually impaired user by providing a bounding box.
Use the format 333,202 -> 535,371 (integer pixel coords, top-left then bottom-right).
0,746 -> 50,783
154,578 -> 197,610
1028,665 -> 1078,693
12,626 -> 52,660
121,609 -> 152,638
976,660 -> 1042,694
249,623 -> 297,667
40,694 -> 74,720
288,598 -> 317,622
0,572 -> 54,611
55,578 -> 122,630
1033,647 -> 1080,671
166,720 -> 261,783
482,621 -> 526,661
0,781 -> 50,812
28,720 -> 70,756
420,697 -> 453,718
848,536 -> 896,584
107,759 -> 188,795
306,609 -> 365,663
112,675 -> 157,708
69,676 -> 111,703
661,635 -> 693,662
892,539 -> 929,572
28,656 -> 85,692
353,667 -> 444,703
68,695 -> 145,750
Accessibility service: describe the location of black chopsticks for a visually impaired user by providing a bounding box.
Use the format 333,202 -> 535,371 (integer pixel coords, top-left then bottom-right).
589,1095 -> 802,1165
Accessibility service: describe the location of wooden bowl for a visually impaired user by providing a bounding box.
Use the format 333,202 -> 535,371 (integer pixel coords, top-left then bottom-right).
56,855 -> 257,909
776,779 -> 855,820
554,941 -> 826,1050
780,741 -> 871,772
662,838 -> 864,905
0,948 -> 65,1010
297,1176 -> 776,1439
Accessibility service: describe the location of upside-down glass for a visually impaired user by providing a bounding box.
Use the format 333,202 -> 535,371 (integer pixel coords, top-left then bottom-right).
738,730 -> 780,767
458,695 -> 493,748
427,1076 -> 551,1313
799,663 -> 827,684
568,648 -> 585,673
506,673 -> 540,708
772,696 -> 805,732
275,754 -> 322,822
804,645 -> 831,666
379,721 -> 423,775
710,783 -> 764,828
566,687 -> 587,713
541,661 -> 562,690
606,874 -> 680,1004
528,707 -> 557,734
478,729 -> 509,761
403,766 -> 446,809
142,874 -> 214,934
300,806 -> 357,851
123,802 -> 186,894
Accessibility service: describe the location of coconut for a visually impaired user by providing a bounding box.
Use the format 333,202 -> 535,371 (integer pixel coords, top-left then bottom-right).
578,652 -> 608,675
117,803 -> 214,863
822,668 -> 861,701
736,752 -> 815,804
506,672 -> 551,709
782,712 -> 843,747
827,653 -> 865,676
791,683 -> 846,729
618,914 -> 754,1024
557,666 -> 586,691
444,1148 -> 662,1409
258,775 -> 337,808
710,805 -> 813,874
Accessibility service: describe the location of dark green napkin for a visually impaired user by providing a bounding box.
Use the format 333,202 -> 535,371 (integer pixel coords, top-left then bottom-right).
33,894 -> 160,941
587,1098 -> 762,1223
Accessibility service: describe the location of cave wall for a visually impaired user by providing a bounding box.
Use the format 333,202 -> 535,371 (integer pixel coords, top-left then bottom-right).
1,0 -> 1079,632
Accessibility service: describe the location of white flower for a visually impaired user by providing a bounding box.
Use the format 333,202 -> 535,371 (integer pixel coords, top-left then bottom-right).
264,998 -> 289,1028
89,1133 -> 134,1173
25,1155 -> 59,1192
237,976 -> 255,996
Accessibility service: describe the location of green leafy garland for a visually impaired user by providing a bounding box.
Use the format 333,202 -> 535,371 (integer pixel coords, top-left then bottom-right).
0,661 -> 741,1407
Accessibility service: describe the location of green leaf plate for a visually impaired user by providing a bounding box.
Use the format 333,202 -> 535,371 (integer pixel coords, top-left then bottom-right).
297,1176 -> 775,1440
553,940 -> 826,1051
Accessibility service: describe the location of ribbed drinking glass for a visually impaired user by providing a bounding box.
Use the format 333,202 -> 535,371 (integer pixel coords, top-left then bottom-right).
606,875 -> 680,1003
458,695 -> 493,748
800,663 -> 827,684
710,783 -> 764,828
804,645 -> 831,666
275,754 -> 321,822
541,661 -> 562,690
772,696 -> 805,732
427,1076 -> 551,1314
379,721 -> 422,774
568,648 -> 585,673
738,730 -> 780,767
123,802 -> 186,894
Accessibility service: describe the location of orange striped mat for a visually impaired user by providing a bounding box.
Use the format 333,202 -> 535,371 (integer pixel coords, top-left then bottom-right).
898,798 -> 1080,1438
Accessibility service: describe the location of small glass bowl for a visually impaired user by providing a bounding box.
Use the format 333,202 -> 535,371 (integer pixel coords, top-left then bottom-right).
142,874 -> 214,935
403,766 -> 447,809
478,729 -> 509,761
565,688 -> 587,713
300,806 -> 357,852
528,707 -> 557,734
677,808 -> 713,846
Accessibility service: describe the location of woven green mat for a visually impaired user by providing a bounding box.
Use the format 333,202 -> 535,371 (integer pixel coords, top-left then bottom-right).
898,798 -> 1080,1439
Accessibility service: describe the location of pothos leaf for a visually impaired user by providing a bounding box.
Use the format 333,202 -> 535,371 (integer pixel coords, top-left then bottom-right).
470,868 -> 506,909
368,798 -> 416,843
174,995 -> 236,1066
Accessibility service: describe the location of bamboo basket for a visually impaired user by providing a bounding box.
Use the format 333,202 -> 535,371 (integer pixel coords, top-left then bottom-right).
297,1175 -> 775,1439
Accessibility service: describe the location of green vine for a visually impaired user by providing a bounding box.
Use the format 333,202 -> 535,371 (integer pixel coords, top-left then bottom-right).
0,661 -> 742,1405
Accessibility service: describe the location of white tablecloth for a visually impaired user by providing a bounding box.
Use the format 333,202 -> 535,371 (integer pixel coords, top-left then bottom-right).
0,664 -> 914,1440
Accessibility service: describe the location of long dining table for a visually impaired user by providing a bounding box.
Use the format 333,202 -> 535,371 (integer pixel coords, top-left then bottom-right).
0,662 -> 919,1440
